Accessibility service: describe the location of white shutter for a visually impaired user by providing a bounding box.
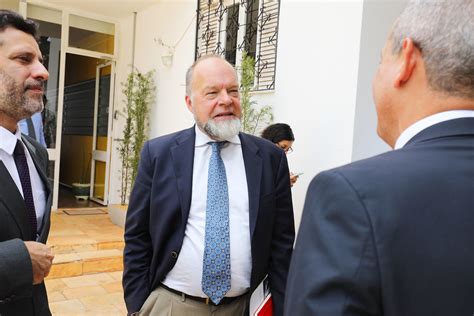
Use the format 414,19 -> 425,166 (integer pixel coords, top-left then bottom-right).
196,0 -> 221,57
254,0 -> 279,90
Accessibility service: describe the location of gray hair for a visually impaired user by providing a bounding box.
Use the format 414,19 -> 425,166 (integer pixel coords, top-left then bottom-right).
391,0 -> 474,99
185,54 -> 238,96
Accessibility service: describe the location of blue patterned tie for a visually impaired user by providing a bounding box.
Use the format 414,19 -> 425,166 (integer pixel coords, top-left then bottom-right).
202,141 -> 231,304
13,140 -> 38,240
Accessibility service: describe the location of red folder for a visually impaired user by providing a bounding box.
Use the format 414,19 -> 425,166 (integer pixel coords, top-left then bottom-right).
250,275 -> 273,316
254,294 -> 273,316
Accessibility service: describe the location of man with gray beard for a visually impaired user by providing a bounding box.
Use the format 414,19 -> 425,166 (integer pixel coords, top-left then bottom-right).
0,10 -> 54,316
123,55 -> 295,316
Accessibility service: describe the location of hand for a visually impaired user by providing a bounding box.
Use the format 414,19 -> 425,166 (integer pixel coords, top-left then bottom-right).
24,241 -> 54,285
290,173 -> 299,187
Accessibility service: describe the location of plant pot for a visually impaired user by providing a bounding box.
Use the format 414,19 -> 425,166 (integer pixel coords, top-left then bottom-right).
108,204 -> 128,227
72,183 -> 90,200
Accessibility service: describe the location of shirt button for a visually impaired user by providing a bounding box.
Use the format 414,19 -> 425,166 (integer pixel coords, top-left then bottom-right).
171,251 -> 178,259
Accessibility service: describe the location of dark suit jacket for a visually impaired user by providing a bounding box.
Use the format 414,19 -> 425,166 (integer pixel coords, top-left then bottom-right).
0,135 -> 52,316
123,127 -> 295,315
284,118 -> 474,316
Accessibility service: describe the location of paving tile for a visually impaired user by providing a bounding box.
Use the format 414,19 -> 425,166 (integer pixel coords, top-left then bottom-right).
49,299 -> 87,314
108,271 -> 123,282
80,293 -> 124,313
62,285 -> 108,300
48,235 -> 98,246
53,253 -> 81,264
101,281 -> 123,293
83,257 -> 123,274
62,273 -> 115,288
72,244 -> 97,252
49,229 -> 85,237
45,279 -> 68,292
48,262 -> 83,279
48,291 -> 67,303
78,249 -> 122,260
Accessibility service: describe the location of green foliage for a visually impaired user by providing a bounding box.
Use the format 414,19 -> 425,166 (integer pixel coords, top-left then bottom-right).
240,51 -> 273,135
118,68 -> 155,205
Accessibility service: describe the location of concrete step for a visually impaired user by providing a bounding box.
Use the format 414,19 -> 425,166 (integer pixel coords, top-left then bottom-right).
46,211 -> 125,279
49,249 -> 123,279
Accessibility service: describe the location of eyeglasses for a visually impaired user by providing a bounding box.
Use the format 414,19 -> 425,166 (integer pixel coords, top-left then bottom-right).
276,143 -> 293,154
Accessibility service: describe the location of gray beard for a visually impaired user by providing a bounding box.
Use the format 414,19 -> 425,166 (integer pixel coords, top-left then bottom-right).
200,117 -> 241,141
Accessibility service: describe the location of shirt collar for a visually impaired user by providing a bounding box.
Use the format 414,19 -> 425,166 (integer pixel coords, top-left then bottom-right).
194,124 -> 241,147
0,125 -> 22,156
395,110 -> 474,149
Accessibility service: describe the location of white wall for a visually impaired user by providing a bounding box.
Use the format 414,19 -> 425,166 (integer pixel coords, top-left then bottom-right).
108,14 -> 135,205
109,1 -> 197,204
133,0 -> 197,138
275,0 -> 364,228
351,0 -> 407,161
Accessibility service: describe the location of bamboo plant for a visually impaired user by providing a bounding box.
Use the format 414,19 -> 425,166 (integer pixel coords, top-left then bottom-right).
240,51 -> 273,135
118,68 -> 155,205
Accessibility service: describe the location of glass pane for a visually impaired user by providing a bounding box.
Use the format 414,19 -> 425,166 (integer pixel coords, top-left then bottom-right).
27,5 -> 62,149
93,160 -> 106,201
95,65 -> 111,151
69,15 -> 115,55
0,0 -> 19,11
225,4 -> 239,65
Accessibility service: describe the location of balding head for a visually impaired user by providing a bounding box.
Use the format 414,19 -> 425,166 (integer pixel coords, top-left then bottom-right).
185,55 -> 238,97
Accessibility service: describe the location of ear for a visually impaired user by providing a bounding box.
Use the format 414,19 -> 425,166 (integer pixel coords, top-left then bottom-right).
394,38 -> 417,88
185,95 -> 194,113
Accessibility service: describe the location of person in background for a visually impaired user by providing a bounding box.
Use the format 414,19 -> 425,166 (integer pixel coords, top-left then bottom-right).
261,123 -> 299,186
0,9 -> 54,316
284,0 -> 474,315
18,111 -> 47,147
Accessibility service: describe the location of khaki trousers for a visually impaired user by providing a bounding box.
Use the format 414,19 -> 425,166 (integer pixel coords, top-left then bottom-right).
138,286 -> 249,316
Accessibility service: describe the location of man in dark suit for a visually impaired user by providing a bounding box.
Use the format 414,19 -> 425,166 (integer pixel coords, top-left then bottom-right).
123,55 -> 295,315
0,10 -> 54,316
285,1 -> 474,315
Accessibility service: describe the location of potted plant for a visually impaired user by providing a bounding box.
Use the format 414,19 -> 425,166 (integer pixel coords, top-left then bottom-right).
108,68 -> 155,227
71,148 -> 91,200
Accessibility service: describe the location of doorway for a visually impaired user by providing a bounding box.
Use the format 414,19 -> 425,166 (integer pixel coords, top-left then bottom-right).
58,54 -> 114,208
24,3 -> 117,210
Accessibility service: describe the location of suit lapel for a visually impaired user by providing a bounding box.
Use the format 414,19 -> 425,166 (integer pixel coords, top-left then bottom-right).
0,161 -> 30,239
240,133 -> 262,239
170,127 -> 195,223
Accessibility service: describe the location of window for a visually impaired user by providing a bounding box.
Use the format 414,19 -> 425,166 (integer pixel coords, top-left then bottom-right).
196,0 -> 280,91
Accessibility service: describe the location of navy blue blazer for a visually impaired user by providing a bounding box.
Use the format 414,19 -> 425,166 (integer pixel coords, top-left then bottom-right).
284,118 -> 474,316
123,126 -> 295,315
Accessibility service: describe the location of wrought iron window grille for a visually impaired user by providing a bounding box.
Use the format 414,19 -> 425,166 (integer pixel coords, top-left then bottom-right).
195,0 -> 280,91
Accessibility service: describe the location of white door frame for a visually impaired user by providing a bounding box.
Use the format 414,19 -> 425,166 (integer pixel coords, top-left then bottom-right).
90,62 -> 115,205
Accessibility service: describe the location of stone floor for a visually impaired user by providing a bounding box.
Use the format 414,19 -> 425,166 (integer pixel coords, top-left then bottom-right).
46,271 -> 126,315
45,209 -> 127,315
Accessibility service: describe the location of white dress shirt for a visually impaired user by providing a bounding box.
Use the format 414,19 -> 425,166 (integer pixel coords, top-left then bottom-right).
0,126 -> 47,239
395,110 -> 474,149
163,125 -> 251,297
